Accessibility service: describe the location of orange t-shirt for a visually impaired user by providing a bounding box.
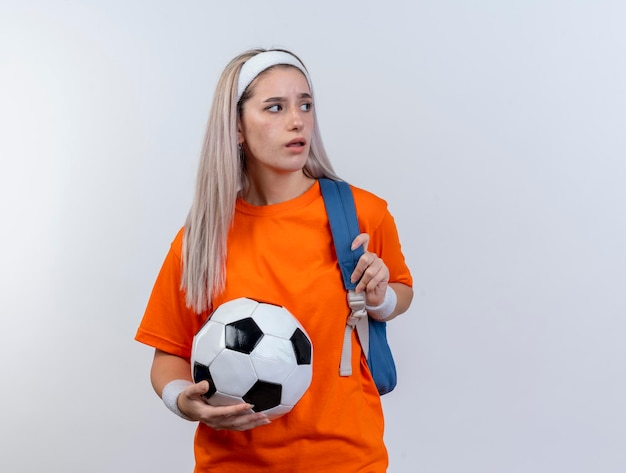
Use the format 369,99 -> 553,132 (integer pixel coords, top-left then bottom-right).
136,181 -> 413,472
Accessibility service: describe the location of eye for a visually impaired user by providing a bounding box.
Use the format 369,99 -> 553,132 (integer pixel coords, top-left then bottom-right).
267,104 -> 282,112
300,103 -> 312,112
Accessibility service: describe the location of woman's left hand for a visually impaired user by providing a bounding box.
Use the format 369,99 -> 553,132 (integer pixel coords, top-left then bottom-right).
350,233 -> 389,307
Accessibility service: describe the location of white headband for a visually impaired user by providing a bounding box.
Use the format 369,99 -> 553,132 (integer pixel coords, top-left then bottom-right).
237,51 -> 311,103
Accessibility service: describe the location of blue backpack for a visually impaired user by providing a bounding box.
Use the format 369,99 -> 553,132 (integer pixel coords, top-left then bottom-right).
319,178 -> 397,395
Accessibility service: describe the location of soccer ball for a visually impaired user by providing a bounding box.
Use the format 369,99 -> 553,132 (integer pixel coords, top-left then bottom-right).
191,297 -> 313,419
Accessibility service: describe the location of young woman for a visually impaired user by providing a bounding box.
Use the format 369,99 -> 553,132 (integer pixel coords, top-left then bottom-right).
136,48 -> 413,472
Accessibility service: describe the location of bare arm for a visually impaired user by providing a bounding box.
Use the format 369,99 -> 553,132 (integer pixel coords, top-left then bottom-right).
150,349 -> 271,430
151,349 -> 193,396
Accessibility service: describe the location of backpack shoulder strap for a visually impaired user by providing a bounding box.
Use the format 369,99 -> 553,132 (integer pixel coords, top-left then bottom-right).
319,178 -> 364,289
319,178 -> 369,376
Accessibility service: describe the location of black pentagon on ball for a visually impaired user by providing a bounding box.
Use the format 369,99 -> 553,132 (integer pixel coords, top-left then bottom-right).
243,380 -> 283,412
290,328 -> 312,365
193,362 -> 217,399
225,317 -> 264,354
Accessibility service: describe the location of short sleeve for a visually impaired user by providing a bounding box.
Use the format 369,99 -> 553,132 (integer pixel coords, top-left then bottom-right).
352,186 -> 413,288
370,209 -> 413,287
135,230 -> 204,358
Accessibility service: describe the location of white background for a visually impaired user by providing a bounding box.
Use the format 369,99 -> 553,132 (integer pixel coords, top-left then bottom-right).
1,1 -> 625,472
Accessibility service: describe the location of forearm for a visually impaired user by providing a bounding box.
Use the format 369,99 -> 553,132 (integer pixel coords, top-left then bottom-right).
150,348 -> 271,429
151,349 -> 193,397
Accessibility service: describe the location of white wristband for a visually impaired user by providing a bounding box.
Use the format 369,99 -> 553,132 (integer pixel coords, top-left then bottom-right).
162,379 -> 193,420
365,286 -> 397,321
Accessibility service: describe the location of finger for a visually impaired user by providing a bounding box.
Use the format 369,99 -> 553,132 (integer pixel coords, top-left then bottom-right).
350,252 -> 377,284
186,380 -> 210,397
218,402 -> 255,417
207,408 -> 270,431
361,265 -> 388,293
227,412 -> 271,431
355,261 -> 382,292
356,259 -> 389,294
350,233 -> 370,252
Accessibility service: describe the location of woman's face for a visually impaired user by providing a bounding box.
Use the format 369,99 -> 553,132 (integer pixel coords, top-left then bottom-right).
238,66 -> 314,179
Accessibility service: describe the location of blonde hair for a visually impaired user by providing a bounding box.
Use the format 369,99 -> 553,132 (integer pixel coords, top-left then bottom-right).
182,48 -> 339,313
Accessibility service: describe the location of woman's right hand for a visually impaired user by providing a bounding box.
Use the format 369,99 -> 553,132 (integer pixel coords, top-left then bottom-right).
177,380 -> 271,431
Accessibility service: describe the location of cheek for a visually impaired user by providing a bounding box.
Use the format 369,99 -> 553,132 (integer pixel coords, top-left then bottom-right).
243,124 -> 278,159
304,114 -> 315,132
250,122 -> 278,147
241,117 -> 262,142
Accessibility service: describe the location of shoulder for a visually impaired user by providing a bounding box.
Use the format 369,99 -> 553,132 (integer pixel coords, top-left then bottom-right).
349,184 -> 389,225
169,227 -> 185,259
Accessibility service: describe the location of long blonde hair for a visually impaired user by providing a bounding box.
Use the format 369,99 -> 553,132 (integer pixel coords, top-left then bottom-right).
182,48 -> 339,313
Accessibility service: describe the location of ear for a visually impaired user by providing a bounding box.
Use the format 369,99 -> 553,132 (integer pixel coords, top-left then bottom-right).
237,117 -> 244,145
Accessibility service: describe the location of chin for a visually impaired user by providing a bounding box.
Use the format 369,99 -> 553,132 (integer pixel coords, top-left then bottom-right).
282,156 -> 309,172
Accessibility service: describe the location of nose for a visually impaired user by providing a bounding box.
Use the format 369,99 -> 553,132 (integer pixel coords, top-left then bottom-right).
288,105 -> 304,130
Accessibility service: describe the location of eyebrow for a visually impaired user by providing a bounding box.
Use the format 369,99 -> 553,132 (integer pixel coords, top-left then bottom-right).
263,93 -> 312,103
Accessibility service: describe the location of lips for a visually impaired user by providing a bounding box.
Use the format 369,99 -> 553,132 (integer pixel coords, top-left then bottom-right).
286,138 -> 307,148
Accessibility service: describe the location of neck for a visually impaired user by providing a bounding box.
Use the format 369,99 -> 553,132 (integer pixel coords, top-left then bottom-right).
241,171 -> 315,206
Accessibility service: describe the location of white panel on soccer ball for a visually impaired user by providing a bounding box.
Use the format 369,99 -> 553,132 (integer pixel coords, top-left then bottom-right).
210,350 -> 257,397
192,320 -> 225,366
250,335 -> 297,383
211,298 -> 259,324
250,303 -> 298,339
207,391 -> 249,411
262,404 -> 294,420
280,364 -> 313,406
